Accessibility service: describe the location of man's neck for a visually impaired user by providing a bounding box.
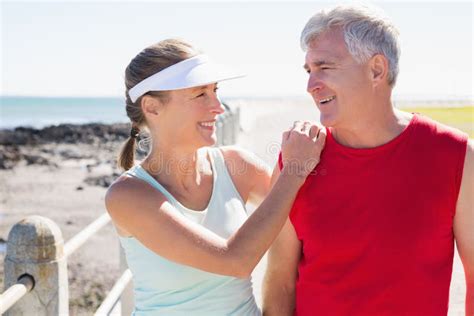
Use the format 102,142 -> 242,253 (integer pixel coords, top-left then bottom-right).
331,108 -> 413,149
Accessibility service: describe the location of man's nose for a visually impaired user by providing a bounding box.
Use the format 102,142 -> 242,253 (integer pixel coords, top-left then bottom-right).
307,73 -> 324,94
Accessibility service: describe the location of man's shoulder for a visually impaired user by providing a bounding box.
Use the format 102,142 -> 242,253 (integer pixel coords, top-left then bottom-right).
411,113 -> 468,149
410,113 -> 469,189
413,112 -> 467,138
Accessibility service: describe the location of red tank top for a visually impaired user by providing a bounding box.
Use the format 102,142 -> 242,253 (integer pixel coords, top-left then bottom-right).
279,114 -> 468,315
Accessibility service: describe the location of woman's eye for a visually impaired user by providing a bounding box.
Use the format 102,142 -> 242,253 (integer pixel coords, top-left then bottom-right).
195,87 -> 218,98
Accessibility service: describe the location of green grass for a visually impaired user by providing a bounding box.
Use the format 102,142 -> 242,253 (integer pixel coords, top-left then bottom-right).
401,106 -> 474,138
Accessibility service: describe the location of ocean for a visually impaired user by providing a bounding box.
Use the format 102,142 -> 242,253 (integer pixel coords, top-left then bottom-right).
0,96 -> 257,130
1,96 -> 472,131
0,96 -> 282,131
0,96 -> 129,129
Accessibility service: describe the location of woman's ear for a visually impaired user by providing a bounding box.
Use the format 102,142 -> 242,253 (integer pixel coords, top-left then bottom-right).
369,54 -> 389,87
140,95 -> 161,117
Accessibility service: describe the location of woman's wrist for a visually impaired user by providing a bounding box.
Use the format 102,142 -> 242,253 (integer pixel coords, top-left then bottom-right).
279,166 -> 307,187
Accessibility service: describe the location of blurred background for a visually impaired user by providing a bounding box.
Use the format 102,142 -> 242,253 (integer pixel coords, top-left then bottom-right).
1,0 -> 473,130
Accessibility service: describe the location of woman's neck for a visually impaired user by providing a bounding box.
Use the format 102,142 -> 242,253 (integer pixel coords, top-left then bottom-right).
142,144 -> 211,192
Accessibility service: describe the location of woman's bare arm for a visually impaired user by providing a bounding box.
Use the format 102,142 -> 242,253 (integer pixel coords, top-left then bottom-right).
106,123 -> 326,278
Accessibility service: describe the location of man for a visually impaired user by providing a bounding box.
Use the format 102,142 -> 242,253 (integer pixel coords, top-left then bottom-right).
263,5 -> 473,316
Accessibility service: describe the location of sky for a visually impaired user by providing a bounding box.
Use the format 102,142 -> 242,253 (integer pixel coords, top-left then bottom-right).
1,0 -> 473,100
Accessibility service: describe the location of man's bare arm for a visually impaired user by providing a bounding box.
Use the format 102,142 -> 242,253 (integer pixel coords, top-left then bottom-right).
262,165 -> 302,316
453,139 -> 474,316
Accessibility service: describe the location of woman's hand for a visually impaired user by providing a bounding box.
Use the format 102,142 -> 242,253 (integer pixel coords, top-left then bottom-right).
281,121 -> 326,179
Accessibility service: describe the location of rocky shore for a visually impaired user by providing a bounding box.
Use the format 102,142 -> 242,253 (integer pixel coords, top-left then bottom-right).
0,123 -> 148,315
2,123 -> 127,169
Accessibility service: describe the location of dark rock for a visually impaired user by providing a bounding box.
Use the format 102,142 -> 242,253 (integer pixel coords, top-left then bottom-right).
76,186 -> 84,191
24,154 -> 50,166
0,123 -> 130,146
84,173 -> 120,188
69,281 -> 105,311
58,148 -> 90,160
0,146 -> 22,169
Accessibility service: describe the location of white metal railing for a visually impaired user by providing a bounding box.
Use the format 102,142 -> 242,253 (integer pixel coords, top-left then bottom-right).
0,274 -> 34,314
94,269 -> 133,316
1,214 -> 133,316
64,213 -> 111,257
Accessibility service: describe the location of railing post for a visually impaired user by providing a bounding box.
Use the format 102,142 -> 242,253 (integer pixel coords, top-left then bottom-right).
216,119 -> 224,146
119,245 -> 134,316
223,113 -> 233,145
233,106 -> 240,144
4,216 -> 69,315
220,102 -> 240,145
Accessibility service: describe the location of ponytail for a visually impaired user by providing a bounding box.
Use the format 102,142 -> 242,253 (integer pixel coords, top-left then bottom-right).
117,126 -> 140,170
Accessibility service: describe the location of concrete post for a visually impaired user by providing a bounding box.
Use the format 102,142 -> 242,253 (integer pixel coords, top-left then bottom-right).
4,216 -> 69,315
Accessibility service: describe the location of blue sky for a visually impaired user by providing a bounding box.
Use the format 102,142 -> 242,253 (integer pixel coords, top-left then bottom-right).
1,0 -> 473,99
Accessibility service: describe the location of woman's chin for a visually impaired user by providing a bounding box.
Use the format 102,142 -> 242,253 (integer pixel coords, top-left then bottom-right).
206,134 -> 218,146
197,133 -> 217,147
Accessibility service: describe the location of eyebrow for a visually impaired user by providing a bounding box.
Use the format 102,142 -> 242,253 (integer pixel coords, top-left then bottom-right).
303,60 -> 337,70
190,84 -> 216,93
190,86 -> 207,93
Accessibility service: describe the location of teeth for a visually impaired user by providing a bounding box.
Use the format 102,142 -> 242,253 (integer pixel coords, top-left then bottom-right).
200,122 -> 215,127
320,96 -> 335,104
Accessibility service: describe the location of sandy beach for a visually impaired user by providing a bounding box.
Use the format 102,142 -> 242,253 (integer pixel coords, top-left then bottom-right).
0,98 -> 467,315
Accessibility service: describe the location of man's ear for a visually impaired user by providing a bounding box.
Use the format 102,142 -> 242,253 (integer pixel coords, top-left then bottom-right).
141,95 -> 161,117
370,54 -> 389,87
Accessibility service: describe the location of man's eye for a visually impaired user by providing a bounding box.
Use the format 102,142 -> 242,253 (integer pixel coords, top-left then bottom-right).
196,93 -> 205,98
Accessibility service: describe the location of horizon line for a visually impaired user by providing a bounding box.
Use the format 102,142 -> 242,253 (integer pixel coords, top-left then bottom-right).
1,94 -> 473,102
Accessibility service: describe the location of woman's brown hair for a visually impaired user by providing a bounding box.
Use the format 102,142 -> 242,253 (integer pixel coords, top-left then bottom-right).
118,39 -> 200,170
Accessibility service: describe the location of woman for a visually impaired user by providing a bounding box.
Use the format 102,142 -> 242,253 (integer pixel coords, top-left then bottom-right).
105,38 -> 326,315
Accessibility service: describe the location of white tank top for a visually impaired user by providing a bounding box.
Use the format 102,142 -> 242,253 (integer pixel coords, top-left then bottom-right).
119,147 -> 261,315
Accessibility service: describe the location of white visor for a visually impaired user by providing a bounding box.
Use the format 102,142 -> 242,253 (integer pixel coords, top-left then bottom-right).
128,54 -> 245,102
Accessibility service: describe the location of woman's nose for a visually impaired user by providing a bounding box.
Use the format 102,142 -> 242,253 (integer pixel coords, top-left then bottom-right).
211,96 -> 225,115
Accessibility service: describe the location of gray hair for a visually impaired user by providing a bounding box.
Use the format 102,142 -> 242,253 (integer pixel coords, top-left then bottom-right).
301,5 -> 401,86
